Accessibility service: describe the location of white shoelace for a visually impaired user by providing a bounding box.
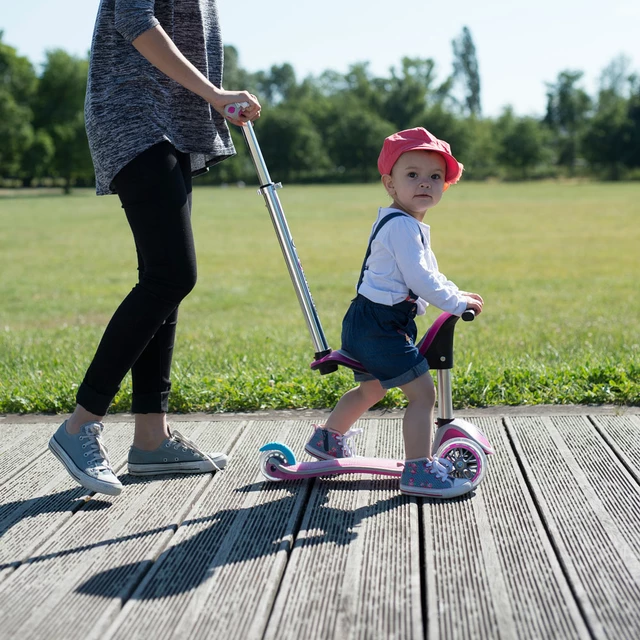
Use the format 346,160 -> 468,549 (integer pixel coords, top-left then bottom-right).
430,456 -> 453,482
337,427 -> 363,457
167,430 -> 206,458
80,424 -> 113,471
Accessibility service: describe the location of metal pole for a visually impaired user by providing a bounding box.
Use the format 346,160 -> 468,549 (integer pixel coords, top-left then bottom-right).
437,370 -> 454,421
238,119 -> 331,358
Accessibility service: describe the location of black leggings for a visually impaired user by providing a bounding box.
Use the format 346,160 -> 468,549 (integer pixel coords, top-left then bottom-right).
77,142 -> 196,415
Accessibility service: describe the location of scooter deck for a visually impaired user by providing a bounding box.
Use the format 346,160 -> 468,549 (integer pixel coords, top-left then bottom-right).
264,456 -> 404,480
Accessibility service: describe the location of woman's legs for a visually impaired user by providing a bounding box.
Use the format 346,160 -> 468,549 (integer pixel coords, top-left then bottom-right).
399,372 -> 436,459
67,142 -> 195,438
128,159 -> 192,449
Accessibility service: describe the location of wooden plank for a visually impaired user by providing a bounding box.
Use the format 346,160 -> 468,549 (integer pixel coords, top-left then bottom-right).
0,422 -> 59,483
0,419 -> 142,485
590,414 -> 640,482
263,419 -> 422,640
103,419 -> 314,640
0,421 -> 243,640
423,417 -> 589,640
507,415 -> 640,640
0,422 -> 134,582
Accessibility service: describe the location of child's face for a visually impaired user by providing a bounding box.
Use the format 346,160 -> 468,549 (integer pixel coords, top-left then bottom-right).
381,150 -> 447,220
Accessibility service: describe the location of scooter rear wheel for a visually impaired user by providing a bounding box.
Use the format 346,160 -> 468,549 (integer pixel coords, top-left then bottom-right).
435,438 -> 487,489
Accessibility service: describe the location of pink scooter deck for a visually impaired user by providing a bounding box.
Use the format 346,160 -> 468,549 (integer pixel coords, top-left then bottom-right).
263,456 -> 404,481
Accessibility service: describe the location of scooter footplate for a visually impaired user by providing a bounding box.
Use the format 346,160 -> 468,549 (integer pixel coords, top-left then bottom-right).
264,456 -> 404,481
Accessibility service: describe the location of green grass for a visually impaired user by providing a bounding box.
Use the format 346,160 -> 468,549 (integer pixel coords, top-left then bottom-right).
1,181 -> 639,413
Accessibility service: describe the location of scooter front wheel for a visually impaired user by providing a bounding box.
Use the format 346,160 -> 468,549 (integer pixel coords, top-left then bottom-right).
259,443 -> 296,482
259,449 -> 289,482
435,438 -> 487,489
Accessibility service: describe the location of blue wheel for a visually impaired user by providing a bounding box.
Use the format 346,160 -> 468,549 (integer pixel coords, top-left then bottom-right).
259,442 -> 296,482
259,442 -> 296,464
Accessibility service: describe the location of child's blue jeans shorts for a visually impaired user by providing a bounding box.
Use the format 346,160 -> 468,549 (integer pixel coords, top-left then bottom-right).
341,294 -> 429,389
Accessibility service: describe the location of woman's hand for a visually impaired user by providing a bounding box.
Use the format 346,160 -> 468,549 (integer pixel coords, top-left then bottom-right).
209,90 -> 261,126
130,26 -> 261,126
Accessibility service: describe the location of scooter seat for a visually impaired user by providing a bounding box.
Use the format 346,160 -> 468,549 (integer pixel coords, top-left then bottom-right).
309,312 -> 457,374
310,349 -> 368,374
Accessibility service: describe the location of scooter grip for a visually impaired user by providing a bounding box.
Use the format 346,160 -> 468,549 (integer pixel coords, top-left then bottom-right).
461,309 -> 476,322
223,102 -> 251,119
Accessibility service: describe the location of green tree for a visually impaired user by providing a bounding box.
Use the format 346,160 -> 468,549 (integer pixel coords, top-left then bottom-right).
598,54 -> 636,106
0,32 -> 38,180
455,116 -> 499,180
497,108 -> 551,179
20,129 -> 55,185
255,105 -> 332,181
254,63 -> 298,105
452,26 -> 481,117
544,70 -> 592,174
582,93 -> 632,179
581,56 -> 640,179
0,90 -> 33,179
381,57 -> 442,130
222,45 -> 257,91
325,96 -> 395,180
32,49 -> 93,192
626,93 -> 640,169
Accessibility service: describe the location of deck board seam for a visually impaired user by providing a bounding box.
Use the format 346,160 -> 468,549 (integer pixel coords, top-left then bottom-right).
258,480 -> 314,640
417,500 -> 427,640
588,414 -> 640,486
502,417 -> 599,640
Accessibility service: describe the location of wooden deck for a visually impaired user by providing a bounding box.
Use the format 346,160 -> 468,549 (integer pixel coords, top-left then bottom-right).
1,408 -> 639,639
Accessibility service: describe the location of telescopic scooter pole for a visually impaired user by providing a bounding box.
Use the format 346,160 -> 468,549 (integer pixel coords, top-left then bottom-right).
224,103 -> 335,369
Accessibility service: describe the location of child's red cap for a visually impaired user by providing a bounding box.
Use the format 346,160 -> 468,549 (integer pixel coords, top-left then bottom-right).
377,127 -> 464,184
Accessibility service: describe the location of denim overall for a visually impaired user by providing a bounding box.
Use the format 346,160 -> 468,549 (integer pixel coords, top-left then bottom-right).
341,212 -> 430,388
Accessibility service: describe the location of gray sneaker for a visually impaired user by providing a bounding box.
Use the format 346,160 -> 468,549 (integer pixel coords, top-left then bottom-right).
49,421 -> 123,496
127,429 -> 227,476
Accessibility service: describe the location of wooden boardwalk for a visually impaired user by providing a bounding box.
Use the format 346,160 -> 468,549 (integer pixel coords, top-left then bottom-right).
1,409 -> 639,640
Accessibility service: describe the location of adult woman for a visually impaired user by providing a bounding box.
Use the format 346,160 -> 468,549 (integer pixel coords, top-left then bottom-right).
49,1 -> 260,496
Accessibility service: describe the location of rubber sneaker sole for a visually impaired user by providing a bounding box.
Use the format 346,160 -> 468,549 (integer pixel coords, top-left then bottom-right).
48,437 -> 123,496
127,452 -> 228,476
399,480 -> 473,499
304,445 -> 335,461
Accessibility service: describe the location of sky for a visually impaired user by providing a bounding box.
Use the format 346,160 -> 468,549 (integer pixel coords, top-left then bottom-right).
1,0 -> 639,117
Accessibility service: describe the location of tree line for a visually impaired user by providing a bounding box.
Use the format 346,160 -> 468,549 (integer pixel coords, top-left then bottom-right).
1,27 -> 639,192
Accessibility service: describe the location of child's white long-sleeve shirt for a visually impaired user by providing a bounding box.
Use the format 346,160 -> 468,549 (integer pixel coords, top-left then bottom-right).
357,207 -> 468,316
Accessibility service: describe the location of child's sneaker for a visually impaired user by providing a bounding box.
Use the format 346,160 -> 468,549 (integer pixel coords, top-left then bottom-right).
49,421 -> 123,496
127,429 -> 227,476
400,456 -> 472,499
304,425 -> 362,460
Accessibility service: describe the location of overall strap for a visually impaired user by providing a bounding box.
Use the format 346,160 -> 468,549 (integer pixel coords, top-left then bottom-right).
356,211 -> 425,292
356,212 -> 407,290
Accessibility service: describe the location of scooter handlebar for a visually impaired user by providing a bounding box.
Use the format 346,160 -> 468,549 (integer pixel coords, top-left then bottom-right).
223,101 -> 251,120
461,309 -> 476,322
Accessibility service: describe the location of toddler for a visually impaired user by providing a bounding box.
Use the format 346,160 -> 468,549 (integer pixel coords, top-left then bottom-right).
305,127 -> 483,498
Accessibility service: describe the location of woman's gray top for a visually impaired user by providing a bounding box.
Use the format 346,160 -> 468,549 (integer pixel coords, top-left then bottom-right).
85,0 -> 235,195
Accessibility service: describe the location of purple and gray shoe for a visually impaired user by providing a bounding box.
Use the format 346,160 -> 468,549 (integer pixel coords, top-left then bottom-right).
400,456 -> 472,499
304,425 -> 363,460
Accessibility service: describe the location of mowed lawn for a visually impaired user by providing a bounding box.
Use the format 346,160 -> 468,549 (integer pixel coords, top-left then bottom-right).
0,181 -> 638,412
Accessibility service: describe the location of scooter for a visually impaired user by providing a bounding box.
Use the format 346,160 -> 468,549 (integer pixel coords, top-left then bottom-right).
225,103 -> 494,489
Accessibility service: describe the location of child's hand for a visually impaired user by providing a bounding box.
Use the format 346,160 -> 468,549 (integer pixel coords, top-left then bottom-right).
461,291 -> 483,303
463,293 -> 483,315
